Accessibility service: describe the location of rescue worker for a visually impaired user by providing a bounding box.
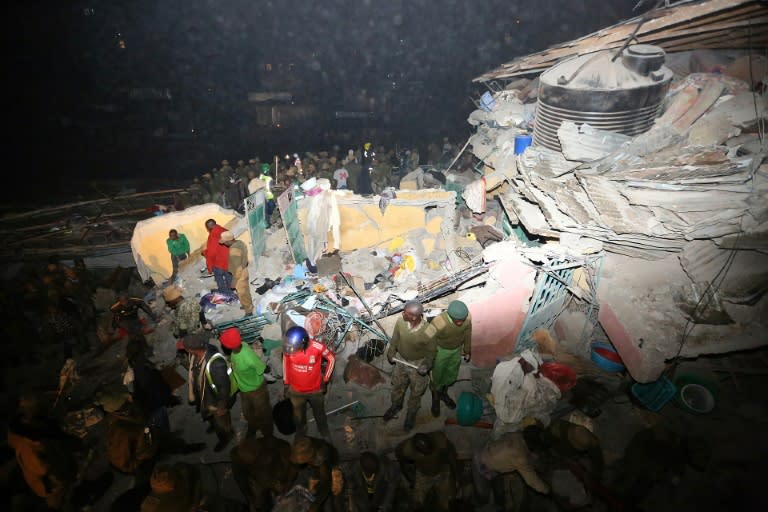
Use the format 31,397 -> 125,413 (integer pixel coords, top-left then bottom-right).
231,436 -> 297,512
220,327 -> 273,438
473,430 -> 551,509
289,436 -> 342,512
523,418 -> 604,481
218,231 -> 254,317
98,384 -> 159,477
7,392 -> 80,510
177,332 -> 235,452
225,170 -> 247,214
166,229 -> 190,283
139,463 -> 204,512
211,166 -> 227,207
260,163 -> 276,224
424,300 -> 472,417
247,168 -> 264,195
358,142 -> 375,195
187,177 -> 205,205
110,293 -> 156,338
203,218 -> 231,293
395,431 -> 460,512
163,285 -> 208,338
342,451 -> 398,512
282,326 -> 336,440
383,300 -> 436,432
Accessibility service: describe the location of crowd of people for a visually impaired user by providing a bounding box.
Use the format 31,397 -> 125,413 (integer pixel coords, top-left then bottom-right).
175,137 -> 472,215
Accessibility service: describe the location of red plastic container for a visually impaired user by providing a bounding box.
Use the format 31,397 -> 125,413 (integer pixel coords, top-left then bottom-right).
539,362 -> 577,392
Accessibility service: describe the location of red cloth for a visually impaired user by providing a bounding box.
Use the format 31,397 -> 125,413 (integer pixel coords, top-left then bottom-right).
282,339 -> 335,393
205,225 -> 229,272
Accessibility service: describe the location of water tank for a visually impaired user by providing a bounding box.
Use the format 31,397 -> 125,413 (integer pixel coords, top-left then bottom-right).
533,44 -> 673,152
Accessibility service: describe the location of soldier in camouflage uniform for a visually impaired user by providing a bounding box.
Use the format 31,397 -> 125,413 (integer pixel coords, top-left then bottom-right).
396,431 -> 460,511
383,301 -> 436,432
162,285 -> 208,337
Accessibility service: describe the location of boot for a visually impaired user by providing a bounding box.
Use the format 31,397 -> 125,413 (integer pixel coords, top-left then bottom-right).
440,389 -> 456,410
431,390 -> 440,417
382,404 -> 402,422
403,409 -> 417,432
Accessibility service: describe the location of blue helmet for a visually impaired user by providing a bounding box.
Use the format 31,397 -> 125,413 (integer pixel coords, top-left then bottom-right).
284,326 -> 309,354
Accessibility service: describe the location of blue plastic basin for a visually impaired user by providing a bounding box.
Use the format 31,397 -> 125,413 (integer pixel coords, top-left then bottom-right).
591,342 -> 626,372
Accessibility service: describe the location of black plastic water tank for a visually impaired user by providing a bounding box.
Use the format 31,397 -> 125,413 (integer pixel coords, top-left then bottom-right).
533,45 -> 673,152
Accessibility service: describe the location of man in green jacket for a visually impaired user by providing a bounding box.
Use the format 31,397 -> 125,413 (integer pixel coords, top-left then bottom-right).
424,300 -> 472,416
166,229 -> 190,283
220,327 -> 273,438
383,300 -> 436,432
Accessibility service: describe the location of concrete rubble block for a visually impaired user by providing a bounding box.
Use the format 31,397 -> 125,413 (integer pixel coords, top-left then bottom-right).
554,310 -> 592,355
466,253 -> 536,368
342,355 -> 386,389
131,203 -> 240,283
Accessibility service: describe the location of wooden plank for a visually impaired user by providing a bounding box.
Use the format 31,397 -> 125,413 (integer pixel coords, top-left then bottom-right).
475,0 -> 768,81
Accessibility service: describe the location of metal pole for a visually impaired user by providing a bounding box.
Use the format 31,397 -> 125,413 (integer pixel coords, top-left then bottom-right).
445,136 -> 471,172
338,272 -> 391,341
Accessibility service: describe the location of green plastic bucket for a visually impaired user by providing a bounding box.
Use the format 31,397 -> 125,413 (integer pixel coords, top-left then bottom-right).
456,392 -> 484,426
673,374 -> 718,414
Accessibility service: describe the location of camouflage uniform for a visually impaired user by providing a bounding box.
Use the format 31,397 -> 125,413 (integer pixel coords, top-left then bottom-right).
172,297 -> 203,337
385,317 -> 435,415
396,432 -> 459,511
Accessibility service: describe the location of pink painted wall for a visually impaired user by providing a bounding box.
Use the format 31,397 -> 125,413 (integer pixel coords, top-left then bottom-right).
469,259 -> 536,368
598,302 -> 641,375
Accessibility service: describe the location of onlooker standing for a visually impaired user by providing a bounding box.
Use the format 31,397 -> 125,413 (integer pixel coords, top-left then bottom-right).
424,300 -> 472,417
165,229 -> 190,283
282,326 -> 336,440
333,164 -> 349,190
358,142 -> 375,195
383,300 -> 436,432
177,332 -> 235,452
203,219 -> 231,293
218,231 -> 254,317
220,327 -> 273,439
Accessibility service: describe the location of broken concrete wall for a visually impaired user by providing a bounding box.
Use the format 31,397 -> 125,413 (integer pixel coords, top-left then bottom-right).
297,189 -> 456,257
131,203 -> 242,283
459,243 -> 537,368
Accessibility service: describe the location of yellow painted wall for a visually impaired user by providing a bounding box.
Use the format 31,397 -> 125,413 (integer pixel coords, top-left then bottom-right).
299,190 -> 453,252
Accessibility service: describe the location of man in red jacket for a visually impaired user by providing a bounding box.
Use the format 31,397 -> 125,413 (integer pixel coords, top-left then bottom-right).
203,218 -> 231,293
282,326 -> 336,441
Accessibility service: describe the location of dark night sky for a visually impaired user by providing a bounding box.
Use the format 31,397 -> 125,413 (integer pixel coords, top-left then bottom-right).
7,0 -> 645,204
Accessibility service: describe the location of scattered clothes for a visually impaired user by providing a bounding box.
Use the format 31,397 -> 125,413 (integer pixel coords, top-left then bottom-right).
199,291 -> 238,311
379,187 -> 397,214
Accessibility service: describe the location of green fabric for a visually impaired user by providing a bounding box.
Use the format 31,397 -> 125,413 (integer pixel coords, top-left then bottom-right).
426,312 -> 472,352
432,345 -> 461,389
230,344 -> 266,392
385,317 -> 436,364
166,234 -> 190,257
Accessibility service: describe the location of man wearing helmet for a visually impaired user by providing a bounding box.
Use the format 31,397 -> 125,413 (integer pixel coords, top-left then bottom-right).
282,326 -> 336,440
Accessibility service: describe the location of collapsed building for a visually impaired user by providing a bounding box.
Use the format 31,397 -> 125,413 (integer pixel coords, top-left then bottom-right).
4,1 -> 768,508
